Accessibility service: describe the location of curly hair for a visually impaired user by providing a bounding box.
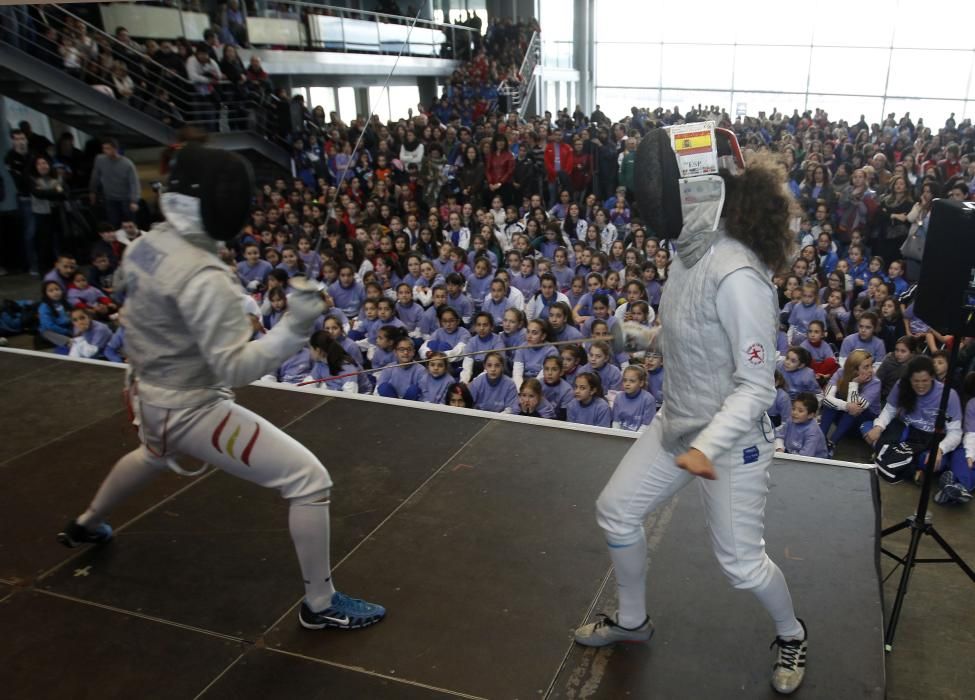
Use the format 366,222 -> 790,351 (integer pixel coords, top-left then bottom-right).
721,152 -> 796,274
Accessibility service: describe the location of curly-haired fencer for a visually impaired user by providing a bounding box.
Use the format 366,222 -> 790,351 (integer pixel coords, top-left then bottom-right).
573,128 -> 808,695
57,145 -> 385,631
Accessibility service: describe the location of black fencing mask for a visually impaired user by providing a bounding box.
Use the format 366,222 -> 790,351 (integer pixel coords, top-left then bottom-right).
634,129 -> 683,241
167,145 -> 254,241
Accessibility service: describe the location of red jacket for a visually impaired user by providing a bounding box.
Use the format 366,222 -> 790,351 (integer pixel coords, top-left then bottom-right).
544,142 -> 573,183
486,150 -> 515,185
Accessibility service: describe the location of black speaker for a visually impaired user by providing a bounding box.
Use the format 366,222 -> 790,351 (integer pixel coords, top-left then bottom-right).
914,198 -> 975,334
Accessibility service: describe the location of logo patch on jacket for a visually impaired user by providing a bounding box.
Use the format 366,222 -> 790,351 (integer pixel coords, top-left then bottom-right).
743,446 -> 760,464
745,343 -> 766,366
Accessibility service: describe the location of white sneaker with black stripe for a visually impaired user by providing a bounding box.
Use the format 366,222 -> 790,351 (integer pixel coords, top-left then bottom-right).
573,612 -> 654,647
770,619 -> 807,694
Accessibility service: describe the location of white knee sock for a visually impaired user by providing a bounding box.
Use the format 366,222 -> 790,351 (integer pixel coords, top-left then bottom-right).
77,449 -> 163,528
751,560 -> 804,640
289,499 -> 336,612
609,529 -> 648,628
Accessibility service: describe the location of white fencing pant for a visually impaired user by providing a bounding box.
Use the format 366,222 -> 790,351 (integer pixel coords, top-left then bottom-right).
79,394 -> 338,611
80,396 -> 332,527
595,417 -> 803,636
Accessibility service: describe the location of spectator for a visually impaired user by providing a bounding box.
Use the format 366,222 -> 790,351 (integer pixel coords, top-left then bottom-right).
88,138 -> 140,229
30,155 -> 67,272
4,129 -> 37,274
185,43 -> 223,129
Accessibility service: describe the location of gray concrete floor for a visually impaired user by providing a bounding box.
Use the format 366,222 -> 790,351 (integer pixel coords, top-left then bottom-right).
1,271 -> 972,699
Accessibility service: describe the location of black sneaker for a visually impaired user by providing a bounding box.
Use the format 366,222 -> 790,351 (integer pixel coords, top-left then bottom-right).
298,591 -> 386,630
57,520 -> 114,548
770,619 -> 807,694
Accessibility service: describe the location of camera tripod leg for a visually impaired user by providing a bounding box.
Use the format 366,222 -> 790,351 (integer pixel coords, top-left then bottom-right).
927,526 -> 975,582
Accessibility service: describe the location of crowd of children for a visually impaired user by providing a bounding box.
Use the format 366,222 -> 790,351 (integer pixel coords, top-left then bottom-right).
16,101 -> 975,506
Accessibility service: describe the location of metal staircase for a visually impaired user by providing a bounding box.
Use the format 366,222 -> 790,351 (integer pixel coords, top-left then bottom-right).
0,6 -> 290,170
497,31 -> 540,121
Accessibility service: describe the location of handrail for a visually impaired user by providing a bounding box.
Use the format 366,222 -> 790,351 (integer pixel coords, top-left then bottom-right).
256,0 -> 476,36
55,4 -> 198,95
5,6 -> 279,139
495,31 -> 540,120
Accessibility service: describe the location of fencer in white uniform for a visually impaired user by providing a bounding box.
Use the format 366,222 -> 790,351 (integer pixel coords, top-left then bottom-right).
573,129 -> 808,695
58,146 -> 385,631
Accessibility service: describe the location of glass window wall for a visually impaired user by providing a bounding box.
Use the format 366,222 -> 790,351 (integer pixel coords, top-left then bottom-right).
589,0 -> 974,122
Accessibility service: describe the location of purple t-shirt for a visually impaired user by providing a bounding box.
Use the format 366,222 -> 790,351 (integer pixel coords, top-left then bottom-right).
612,390 -> 657,431
567,397 -> 612,427
788,302 -> 826,337
780,418 -> 829,458
886,381 -> 962,432
469,373 -> 518,412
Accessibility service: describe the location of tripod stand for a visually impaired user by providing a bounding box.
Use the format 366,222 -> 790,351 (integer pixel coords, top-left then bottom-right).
880,329 -> 975,651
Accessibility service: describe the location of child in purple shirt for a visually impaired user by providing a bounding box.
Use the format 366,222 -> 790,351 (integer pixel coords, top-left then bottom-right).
788,283 -> 827,345
579,340 -> 622,392
67,308 -> 112,359
839,311 -> 886,363
512,318 -> 558,387
644,353 -> 665,409
376,336 -> 424,401
820,349 -> 882,446
768,370 -> 792,427
541,355 -> 574,421
469,352 -> 518,413
611,365 -> 657,432
461,311 -> 506,383
420,353 -> 454,405
777,347 -> 821,399
776,393 -> 829,458
515,378 -> 557,419
567,372 -> 612,428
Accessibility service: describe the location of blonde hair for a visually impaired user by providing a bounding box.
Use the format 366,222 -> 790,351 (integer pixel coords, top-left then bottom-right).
836,349 -> 872,400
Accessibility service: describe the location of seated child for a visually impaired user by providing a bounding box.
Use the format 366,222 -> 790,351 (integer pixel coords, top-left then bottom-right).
501,308 -> 527,362
420,352 -> 453,405
820,349 -> 881,447
375,336 -> 425,400
541,355 -> 574,421
460,311 -> 505,383
644,352 -> 665,409
768,370 -> 792,428
420,306 -> 470,360
67,271 -> 116,320
468,351 -> 518,413
369,325 -> 403,371
39,281 -> 73,338
349,299 -> 380,343
67,308 -> 112,359
580,340 -> 622,392
776,392 -> 829,458
567,372 -> 612,428
777,346 -> 821,399
321,316 -> 365,367
788,281 -> 827,345
262,287 -> 287,330
307,330 -> 370,393
611,365 -> 657,432
561,344 -> 586,385
512,319 -> 558,387
394,283 -> 424,336
445,381 -> 475,409
515,378 -> 557,418
800,319 -> 839,382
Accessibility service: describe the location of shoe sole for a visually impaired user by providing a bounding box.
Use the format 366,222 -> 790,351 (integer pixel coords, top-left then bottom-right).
298,614 -> 385,631
56,532 -> 113,549
574,625 -> 655,647
772,681 -> 804,695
